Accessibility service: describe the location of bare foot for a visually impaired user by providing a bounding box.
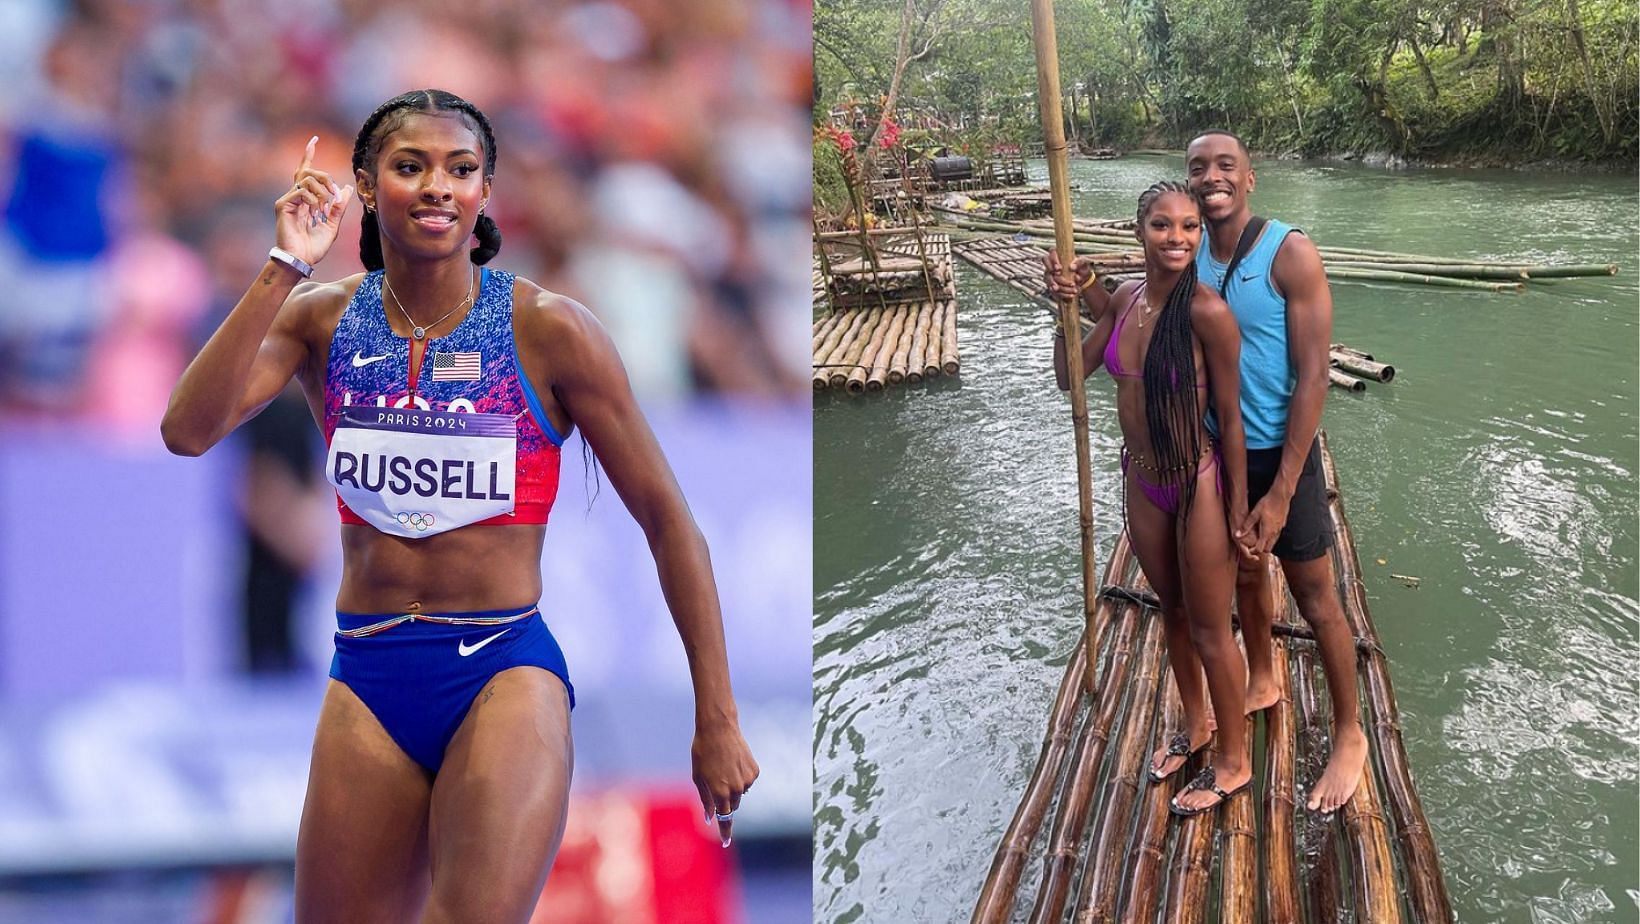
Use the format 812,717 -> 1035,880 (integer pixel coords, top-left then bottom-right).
1169,759 -> 1253,814
1306,721 -> 1368,813
1149,719 -> 1213,783
1244,671 -> 1280,715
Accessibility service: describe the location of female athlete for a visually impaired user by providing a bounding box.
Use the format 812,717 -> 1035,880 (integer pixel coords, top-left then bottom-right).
162,89 -> 759,922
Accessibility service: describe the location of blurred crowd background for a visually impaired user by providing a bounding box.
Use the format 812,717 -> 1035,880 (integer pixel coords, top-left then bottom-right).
0,0 -> 813,436
0,1 -> 813,921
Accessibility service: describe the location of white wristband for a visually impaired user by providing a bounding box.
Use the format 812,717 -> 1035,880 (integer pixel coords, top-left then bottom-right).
268,246 -> 313,279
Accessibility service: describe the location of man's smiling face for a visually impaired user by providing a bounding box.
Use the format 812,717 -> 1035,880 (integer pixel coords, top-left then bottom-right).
1186,133 -> 1255,223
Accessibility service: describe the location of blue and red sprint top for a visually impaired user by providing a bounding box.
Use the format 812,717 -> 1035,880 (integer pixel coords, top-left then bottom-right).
322,268 -> 565,525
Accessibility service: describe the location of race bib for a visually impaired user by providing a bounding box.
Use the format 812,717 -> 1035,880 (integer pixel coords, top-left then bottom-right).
327,406 -> 517,538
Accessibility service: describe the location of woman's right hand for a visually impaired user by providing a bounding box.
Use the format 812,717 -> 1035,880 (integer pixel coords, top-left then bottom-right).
274,135 -> 354,267
1043,250 -> 1094,305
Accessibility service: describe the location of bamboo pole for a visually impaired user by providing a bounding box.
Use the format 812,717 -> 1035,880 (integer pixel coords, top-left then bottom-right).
1027,603 -> 1154,924
1115,678 -> 1180,924
1291,639 -> 1344,922
1260,586 -> 1303,924
1518,263 -> 1618,277
1319,435 -> 1453,923
1330,343 -> 1375,362
1340,750 -> 1404,924
940,299 -> 960,375
818,309 -> 869,374
924,302 -> 945,379
1323,260 -> 1528,280
1307,267 -> 1521,291
867,305 -> 908,391
907,301 -> 933,383
1328,369 -> 1367,392
1030,0 -> 1099,691
888,303 -> 917,383
849,313 -> 894,393
971,537 -> 1135,924
1161,759 -> 1218,924
1076,607 -> 1168,923
812,311 -> 843,351
1218,699 -> 1259,923
831,310 -> 883,389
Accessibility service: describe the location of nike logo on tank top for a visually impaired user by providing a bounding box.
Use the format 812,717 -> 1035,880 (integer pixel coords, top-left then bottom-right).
322,268 -> 565,537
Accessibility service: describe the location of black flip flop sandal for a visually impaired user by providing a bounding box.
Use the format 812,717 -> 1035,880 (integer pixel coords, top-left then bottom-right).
1169,766 -> 1252,817
1148,731 -> 1207,783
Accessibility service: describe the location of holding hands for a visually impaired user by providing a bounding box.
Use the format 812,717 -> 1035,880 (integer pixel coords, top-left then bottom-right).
1236,491 -> 1291,560
275,136 -> 355,268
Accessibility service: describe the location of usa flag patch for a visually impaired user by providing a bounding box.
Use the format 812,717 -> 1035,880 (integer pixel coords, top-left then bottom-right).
431,351 -> 482,381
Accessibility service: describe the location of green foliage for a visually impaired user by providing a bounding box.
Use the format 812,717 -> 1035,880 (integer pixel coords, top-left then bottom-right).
813,0 -> 1638,163
814,134 -> 850,222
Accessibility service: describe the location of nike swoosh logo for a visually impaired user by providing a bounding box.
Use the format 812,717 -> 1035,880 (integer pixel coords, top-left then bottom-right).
458,629 -> 510,657
352,351 -> 389,367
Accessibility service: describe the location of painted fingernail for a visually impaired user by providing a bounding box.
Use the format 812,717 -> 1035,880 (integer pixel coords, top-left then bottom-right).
721,836 -> 731,848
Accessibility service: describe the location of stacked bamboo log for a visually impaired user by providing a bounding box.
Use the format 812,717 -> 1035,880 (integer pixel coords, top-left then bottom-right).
1329,343 -> 1396,392
811,300 -> 960,393
971,436 -> 1454,923
939,213 -> 1618,291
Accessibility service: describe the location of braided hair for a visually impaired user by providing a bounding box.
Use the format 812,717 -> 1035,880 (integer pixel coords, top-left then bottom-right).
1134,181 -> 1207,522
351,89 -> 502,271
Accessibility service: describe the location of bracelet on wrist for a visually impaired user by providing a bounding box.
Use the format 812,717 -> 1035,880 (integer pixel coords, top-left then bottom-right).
1077,273 -> 1097,292
268,246 -> 314,279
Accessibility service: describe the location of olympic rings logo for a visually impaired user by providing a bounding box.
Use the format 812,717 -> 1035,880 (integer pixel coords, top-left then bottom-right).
396,511 -> 436,531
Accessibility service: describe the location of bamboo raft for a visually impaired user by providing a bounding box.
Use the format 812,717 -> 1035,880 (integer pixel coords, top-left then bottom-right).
951,237 -> 1395,393
971,433 -> 1453,923
940,214 -> 1619,292
814,224 -> 962,392
811,297 -> 960,392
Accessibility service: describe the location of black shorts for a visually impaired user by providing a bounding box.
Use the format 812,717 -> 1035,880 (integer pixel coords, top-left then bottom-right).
1244,437 -> 1333,562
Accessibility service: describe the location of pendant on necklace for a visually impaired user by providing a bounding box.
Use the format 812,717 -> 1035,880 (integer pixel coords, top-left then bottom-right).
413,327 -> 427,341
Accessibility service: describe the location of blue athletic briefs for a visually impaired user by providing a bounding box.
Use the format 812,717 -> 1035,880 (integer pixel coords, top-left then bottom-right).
330,604 -> 575,773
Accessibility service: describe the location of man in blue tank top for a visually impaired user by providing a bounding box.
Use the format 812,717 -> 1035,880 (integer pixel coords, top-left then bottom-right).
1185,130 -> 1365,815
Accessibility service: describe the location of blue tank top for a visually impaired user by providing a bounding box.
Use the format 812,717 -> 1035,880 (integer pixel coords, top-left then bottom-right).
1198,218 -> 1298,449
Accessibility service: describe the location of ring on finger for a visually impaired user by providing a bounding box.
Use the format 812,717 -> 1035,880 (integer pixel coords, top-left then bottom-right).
715,809 -> 736,820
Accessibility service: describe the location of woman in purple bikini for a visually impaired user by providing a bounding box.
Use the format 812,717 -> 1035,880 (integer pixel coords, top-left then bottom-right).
1049,181 -> 1252,815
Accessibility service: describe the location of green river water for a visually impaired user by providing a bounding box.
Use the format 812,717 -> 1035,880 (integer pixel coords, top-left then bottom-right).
813,156 -> 1638,923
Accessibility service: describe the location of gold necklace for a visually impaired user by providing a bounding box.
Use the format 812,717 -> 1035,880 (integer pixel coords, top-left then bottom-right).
1135,296 -> 1160,329
383,271 -> 475,341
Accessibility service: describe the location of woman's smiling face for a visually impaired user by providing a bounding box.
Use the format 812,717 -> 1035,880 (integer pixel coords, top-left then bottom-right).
1137,190 -> 1203,273
359,112 -> 491,262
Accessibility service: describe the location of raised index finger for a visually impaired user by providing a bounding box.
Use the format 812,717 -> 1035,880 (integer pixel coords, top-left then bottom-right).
297,135 -> 317,176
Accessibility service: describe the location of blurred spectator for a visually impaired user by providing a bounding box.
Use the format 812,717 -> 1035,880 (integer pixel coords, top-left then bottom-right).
236,382 -> 328,675
0,14 -> 126,413
0,0 -> 812,422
